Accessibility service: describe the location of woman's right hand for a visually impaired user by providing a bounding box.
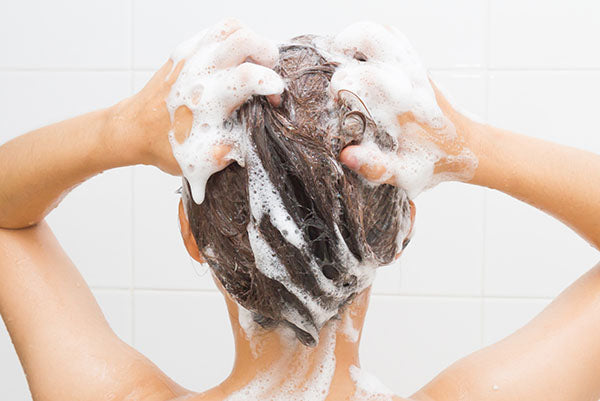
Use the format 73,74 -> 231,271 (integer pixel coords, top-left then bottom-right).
330,22 -> 478,197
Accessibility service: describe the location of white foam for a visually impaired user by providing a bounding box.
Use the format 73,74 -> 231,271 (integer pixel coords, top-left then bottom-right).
243,147 -> 378,340
342,313 -> 360,343
225,321 -> 339,401
245,210 -> 380,342
349,365 -> 394,400
237,305 -> 266,359
247,220 -> 336,338
167,20 -> 284,204
169,21 -> 450,344
246,147 -> 305,249
327,21 -> 477,198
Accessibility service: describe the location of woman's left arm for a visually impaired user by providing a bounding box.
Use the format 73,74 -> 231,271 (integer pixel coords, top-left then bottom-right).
0,19 -> 285,400
0,221 -> 191,401
0,60 -> 194,401
0,60 -> 186,230
0,59 -> 199,401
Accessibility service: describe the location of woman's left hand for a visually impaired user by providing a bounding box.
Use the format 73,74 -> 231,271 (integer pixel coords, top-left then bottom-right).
109,18 -> 284,176
109,58 -> 190,175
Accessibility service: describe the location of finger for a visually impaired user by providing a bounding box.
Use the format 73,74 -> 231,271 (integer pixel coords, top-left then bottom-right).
267,94 -> 281,107
166,58 -> 186,85
340,145 -> 363,170
340,145 -> 391,183
204,18 -> 245,43
333,21 -> 390,60
170,19 -> 244,62
155,59 -> 175,81
330,64 -> 385,105
139,59 -> 174,92
397,111 -> 438,137
171,29 -> 207,61
225,63 -> 285,112
213,28 -> 279,69
358,162 -> 388,182
211,144 -> 233,169
172,106 -> 194,145
235,62 -> 284,97
429,78 -> 454,114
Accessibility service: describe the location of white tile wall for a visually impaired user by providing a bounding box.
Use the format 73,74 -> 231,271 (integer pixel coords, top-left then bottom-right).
489,0 -> 600,69
1,0 -> 600,398
131,72 -> 217,291
133,290 -> 234,390
0,71 -> 130,142
0,319 -> 30,400
132,0 -> 486,70
361,295 -> 482,394
488,71 -> 600,153
93,289 -> 134,344
0,0 -> 131,69
482,298 -> 551,346
486,71 -> 600,297
0,71 -> 133,288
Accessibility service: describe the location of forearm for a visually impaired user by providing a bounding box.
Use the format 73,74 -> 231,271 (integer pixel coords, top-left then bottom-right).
463,117 -> 600,250
0,108 -> 134,229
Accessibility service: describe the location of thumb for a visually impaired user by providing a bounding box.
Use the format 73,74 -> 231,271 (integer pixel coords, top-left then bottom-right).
340,145 -> 393,184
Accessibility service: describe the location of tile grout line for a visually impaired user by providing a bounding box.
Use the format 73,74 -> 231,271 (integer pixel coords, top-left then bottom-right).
99,286 -> 554,301
370,292 -> 555,301
89,286 -> 556,300
0,67 -> 133,72
129,0 -> 136,348
480,0 -> 493,347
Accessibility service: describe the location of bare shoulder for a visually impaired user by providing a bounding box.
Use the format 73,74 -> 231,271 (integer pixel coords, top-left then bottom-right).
413,262 -> 600,401
0,223 -> 191,401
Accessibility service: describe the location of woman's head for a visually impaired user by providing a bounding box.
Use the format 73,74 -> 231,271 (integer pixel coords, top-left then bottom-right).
180,35 -> 413,346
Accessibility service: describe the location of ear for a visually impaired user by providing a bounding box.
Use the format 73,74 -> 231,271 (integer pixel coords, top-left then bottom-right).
408,199 -> 416,232
394,200 -> 416,260
178,199 -> 205,263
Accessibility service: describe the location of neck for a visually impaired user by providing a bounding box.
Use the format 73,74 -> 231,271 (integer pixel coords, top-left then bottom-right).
217,287 -> 374,400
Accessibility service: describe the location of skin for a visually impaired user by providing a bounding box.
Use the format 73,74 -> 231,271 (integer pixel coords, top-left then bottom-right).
1,19 -> 600,401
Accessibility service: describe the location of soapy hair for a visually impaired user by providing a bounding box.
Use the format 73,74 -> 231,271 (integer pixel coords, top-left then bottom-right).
182,36 -> 411,346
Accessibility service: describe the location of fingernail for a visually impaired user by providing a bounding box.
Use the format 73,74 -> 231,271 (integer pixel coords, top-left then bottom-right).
344,153 -> 360,170
267,94 -> 281,107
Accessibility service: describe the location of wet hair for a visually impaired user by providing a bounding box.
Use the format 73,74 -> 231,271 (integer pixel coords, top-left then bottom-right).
182,35 -> 412,346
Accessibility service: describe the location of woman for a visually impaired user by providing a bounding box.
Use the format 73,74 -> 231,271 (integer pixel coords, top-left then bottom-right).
1,20 -> 599,401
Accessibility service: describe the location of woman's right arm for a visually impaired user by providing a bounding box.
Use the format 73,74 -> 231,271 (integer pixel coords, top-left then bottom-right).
342,91 -> 600,251
460,109 -> 600,250
332,24 -> 600,251
342,93 -> 600,401
411,99 -> 600,401
334,21 -> 600,401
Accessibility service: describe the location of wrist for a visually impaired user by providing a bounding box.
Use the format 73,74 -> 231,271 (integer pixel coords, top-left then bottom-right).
103,99 -> 148,168
460,117 -> 498,188
436,102 -> 485,184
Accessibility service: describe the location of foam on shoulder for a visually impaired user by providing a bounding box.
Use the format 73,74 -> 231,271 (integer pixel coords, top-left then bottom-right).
350,365 -> 395,400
